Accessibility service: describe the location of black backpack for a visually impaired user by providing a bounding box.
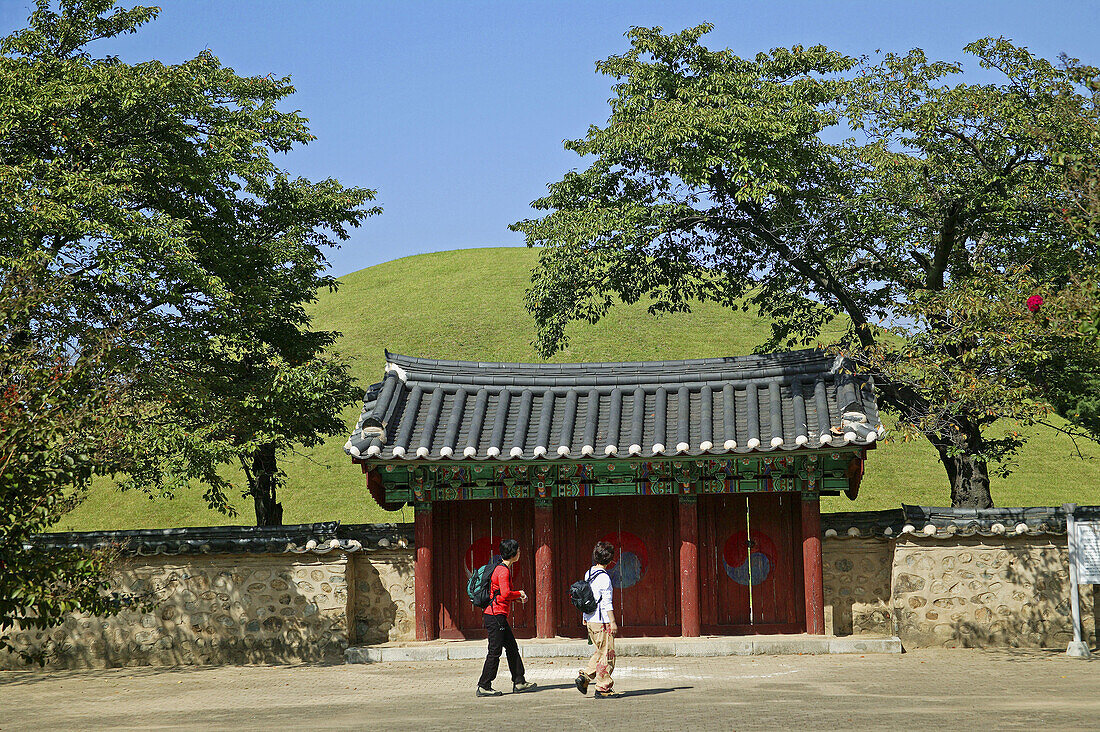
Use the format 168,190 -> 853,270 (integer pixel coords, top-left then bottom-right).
467,557 -> 502,608
568,569 -> 608,613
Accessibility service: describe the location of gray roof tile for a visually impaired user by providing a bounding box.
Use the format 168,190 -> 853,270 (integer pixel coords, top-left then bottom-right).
25,523 -> 412,555
822,505 -> 1100,539
345,349 -> 883,461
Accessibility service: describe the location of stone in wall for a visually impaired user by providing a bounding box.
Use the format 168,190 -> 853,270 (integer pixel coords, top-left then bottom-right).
822,537 -> 893,636
891,537 -> 1097,649
350,550 -> 415,644
0,554 -> 349,669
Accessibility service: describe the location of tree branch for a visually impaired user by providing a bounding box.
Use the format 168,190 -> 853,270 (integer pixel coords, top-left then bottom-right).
935,126 -> 993,170
1036,419 -> 1100,455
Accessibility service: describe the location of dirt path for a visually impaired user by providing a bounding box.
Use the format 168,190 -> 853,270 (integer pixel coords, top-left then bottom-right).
1,648 -> 1098,730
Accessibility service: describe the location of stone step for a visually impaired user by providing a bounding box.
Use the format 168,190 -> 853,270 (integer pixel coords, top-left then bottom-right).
345,635 -> 901,663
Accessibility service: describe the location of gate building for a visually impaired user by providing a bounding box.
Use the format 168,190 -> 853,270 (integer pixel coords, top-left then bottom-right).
345,350 -> 880,639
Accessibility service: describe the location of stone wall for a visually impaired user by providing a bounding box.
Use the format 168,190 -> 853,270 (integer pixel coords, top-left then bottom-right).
1,547 -> 419,669
823,535 -> 1097,648
1,554 -> 350,669
6,517 -> 1099,668
349,550 -> 416,644
823,537 -> 893,637
891,537 -> 1097,649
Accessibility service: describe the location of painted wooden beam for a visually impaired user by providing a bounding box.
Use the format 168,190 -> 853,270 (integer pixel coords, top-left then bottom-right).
371,450 -> 865,505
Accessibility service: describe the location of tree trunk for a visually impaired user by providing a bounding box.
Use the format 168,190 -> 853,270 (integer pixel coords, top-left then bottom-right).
933,442 -> 994,509
249,443 -> 283,526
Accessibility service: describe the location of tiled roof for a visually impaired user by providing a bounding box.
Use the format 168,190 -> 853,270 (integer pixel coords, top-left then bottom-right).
26,523 -> 412,556
345,349 -> 882,462
29,507 -> 1098,555
821,505 -> 1100,540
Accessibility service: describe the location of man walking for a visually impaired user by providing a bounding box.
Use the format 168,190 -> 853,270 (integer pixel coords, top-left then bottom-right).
575,540 -> 619,698
477,538 -> 537,697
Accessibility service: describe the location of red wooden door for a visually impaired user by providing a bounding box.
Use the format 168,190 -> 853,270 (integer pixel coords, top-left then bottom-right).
699,493 -> 803,634
554,496 -> 680,637
700,494 -> 750,627
745,493 -> 802,628
434,500 -> 535,639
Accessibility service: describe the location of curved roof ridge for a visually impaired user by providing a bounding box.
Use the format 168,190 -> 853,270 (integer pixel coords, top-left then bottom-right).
384,348 -> 834,374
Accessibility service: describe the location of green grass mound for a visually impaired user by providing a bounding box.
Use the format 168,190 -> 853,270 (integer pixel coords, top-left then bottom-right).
61,247 -> 1100,530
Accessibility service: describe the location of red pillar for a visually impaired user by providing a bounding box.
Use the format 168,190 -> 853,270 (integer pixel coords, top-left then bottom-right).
534,500 -> 556,638
414,504 -> 436,640
678,496 -> 701,637
801,495 -> 826,635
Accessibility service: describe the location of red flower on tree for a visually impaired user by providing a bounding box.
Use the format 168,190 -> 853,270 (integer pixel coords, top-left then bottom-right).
1026,295 -> 1043,313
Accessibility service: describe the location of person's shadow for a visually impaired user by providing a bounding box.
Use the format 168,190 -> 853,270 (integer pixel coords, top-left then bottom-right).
522,684 -> 691,696
526,683 -> 579,692
620,686 -> 690,697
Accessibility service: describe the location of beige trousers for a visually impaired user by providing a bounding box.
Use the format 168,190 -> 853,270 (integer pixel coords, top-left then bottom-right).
580,621 -> 616,692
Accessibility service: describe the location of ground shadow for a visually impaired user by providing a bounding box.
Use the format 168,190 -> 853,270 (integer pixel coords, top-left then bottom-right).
0,658 -> 346,687
619,686 -> 691,697
524,682 -> 575,692
948,646 -> 1098,663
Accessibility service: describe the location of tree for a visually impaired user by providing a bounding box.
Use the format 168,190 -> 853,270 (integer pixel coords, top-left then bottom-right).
1033,287 -> 1100,450
0,254 -> 135,662
0,1 -> 378,524
513,25 -> 1100,507
1030,66 -> 1100,448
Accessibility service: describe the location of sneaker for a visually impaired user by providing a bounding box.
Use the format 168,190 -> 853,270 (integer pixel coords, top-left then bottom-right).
513,681 -> 537,693
476,686 -> 503,697
594,689 -> 621,699
574,674 -> 590,695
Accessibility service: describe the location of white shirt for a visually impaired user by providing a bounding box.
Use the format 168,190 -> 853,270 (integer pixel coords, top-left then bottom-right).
582,566 -> 614,624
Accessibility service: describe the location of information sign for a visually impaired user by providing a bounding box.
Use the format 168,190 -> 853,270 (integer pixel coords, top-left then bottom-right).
1073,520 -> 1100,585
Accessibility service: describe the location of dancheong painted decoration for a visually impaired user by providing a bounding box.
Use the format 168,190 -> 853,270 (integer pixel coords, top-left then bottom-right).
346,350 -> 881,641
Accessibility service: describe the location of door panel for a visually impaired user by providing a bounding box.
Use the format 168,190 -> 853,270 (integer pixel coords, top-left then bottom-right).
434,500 -> 534,639
700,494 -> 751,627
699,492 -> 803,634
745,493 -> 801,626
554,496 -> 679,637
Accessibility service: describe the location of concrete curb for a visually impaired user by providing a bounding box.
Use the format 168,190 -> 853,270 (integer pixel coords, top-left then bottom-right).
345,636 -> 902,664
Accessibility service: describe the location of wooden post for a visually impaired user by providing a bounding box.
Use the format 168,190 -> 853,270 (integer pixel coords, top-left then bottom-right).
801,495 -> 825,635
414,504 -> 436,640
534,499 -> 556,638
679,496 -> 701,637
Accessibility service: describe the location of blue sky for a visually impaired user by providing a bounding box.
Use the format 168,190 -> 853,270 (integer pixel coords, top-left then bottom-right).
2,1 -> 1097,276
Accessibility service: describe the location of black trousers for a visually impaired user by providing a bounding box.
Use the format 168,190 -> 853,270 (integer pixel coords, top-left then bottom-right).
478,613 -> 525,688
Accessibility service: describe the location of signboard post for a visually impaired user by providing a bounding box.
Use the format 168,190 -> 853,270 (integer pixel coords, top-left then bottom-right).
1064,504 -> 1093,658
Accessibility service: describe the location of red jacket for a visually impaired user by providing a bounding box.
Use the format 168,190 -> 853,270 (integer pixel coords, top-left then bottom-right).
485,562 -> 523,617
